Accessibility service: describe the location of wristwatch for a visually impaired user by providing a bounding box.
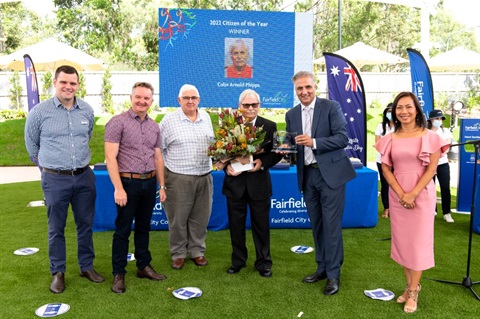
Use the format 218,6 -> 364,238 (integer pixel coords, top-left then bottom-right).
159,186 -> 167,190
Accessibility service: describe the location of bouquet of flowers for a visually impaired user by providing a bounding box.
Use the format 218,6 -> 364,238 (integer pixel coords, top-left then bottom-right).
208,109 -> 267,170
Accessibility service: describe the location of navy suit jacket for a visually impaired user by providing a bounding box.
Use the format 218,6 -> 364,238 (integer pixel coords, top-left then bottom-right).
222,116 -> 282,200
286,97 -> 356,191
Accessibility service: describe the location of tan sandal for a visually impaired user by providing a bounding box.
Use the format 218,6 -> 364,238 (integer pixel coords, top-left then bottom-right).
397,283 -> 421,303
381,209 -> 389,218
396,285 -> 408,303
404,287 -> 419,313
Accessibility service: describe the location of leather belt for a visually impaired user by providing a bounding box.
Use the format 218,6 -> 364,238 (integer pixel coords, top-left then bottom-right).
119,171 -> 156,179
305,163 -> 319,169
42,166 -> 88,176
198,172 -> 211,177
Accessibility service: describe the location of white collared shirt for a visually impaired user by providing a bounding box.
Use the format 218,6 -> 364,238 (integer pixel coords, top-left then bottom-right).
301,97 -> 317,150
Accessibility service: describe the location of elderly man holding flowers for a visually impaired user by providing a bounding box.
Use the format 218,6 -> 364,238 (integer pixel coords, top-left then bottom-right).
218,89 -> 283,278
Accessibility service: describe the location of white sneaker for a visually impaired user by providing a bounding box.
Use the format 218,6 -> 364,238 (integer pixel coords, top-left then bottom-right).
443,213 -> 454,223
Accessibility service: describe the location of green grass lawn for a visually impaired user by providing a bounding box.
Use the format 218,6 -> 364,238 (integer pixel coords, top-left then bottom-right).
0,181 -> 478,318
1,110 -> 477,318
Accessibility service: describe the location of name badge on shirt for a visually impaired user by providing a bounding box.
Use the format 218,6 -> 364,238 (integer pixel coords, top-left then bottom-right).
81,121 -> 88,125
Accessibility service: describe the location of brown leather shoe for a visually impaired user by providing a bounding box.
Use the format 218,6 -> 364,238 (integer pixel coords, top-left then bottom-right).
137,264 -> 167,281
191,256 -> 208,266
50,272 -> 65,294
172,258 -> 185,270
111,274 -> 125,294
80,268 -> 105,283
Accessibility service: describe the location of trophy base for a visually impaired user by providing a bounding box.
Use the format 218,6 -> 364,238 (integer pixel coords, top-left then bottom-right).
272,148 -> 297,153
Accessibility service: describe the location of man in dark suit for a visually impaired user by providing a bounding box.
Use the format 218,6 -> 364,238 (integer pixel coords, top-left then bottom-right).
223,89 -> 282,278
286,71 -> 356,295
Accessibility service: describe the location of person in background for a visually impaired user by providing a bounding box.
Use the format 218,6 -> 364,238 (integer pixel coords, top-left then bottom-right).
105,82 -> 167,294
225,39 -> 253,78
375,103 -> 394,218
427,109 -> 454,223
285,71 -> 356,295
24,65 -> 104,294
160,84 -> 214,270
222,89 -> 283,278
375,92 -> 449,313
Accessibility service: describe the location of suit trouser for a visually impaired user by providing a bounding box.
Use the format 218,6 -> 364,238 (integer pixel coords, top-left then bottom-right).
112,176 -> 156,275
226,193 -> 272,271
163,169 -> 213,260
41,167 -> 96,274
303,166 -> 345,279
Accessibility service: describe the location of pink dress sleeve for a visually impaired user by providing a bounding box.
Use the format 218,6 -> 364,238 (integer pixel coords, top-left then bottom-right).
418,130 -> 451,166
374,133 -> 393,166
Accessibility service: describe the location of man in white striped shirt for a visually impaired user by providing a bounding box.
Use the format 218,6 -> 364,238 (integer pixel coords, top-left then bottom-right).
159,84 -> 214,270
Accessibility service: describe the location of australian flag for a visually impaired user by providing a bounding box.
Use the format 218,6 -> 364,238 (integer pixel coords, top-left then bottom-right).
23,54 -> 40,111
324,53 -> 367,166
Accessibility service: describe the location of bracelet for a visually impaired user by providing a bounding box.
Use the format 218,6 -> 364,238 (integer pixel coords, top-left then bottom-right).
159,186 -> 167,190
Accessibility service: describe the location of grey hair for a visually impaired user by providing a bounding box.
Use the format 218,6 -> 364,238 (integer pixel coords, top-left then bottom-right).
292,71 -> 315,83
229,39 -> 249,55
178,84 -> 200,98
238,89 -> 260,104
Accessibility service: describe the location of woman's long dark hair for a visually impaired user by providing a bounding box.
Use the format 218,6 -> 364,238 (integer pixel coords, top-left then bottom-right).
392,92 -> 426,132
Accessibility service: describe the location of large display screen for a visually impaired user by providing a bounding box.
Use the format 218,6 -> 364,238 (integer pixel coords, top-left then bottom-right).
158,8 -> 312,108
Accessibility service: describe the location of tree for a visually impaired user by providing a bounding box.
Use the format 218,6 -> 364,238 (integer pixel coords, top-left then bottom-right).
77,73 -> 87,99
55,0 -> 134,67
40,71 -> 53,101
295,0 -> 422,72
430,9 -> 477,56
9,71 -> 23,111
101,69 -> 114,114
0,2 -> 56,54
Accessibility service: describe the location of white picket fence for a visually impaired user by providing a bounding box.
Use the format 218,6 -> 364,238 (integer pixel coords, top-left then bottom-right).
0,71 -> 476,114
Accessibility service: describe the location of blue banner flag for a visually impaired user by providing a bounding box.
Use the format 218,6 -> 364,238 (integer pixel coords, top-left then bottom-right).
23,54 -> 40,111
407,48 -> 434,117
324,53 -> 367,166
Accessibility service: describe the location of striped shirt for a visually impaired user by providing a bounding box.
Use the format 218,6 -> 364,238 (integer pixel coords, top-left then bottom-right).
24,96 -> 94,170
159,108 -> 214,175
104,109 -> 161,173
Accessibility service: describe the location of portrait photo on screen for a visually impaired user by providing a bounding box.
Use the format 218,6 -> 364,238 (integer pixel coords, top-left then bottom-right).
225,38 -> 253,79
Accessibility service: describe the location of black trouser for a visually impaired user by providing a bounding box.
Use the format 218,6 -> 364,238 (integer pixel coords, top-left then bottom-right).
112,176 -> 156,275
434,163 -> 451,215
376,162 -> 389,210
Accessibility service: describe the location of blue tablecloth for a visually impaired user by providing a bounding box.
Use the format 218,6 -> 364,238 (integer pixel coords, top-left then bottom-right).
93,166 -> 378,232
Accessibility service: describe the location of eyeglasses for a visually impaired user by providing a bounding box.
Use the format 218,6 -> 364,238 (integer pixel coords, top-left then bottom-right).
181,96 -> 199,101
241,103 -> 260,109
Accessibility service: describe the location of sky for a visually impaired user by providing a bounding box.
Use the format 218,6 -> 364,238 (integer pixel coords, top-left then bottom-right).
16,0 -> 480,33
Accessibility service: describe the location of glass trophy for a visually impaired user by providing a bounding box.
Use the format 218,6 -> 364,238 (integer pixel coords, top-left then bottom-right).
272,131 -> 297,153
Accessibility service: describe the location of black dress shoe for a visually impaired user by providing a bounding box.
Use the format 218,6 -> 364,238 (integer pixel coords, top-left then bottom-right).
302,272 -> 327,283
226,265 -> 246,274
259,269 -> 272,278
324,278 -> 340,295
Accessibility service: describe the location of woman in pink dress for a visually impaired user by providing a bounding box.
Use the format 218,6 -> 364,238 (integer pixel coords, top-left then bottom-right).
375,92 -> 449,314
